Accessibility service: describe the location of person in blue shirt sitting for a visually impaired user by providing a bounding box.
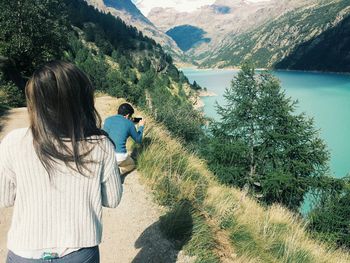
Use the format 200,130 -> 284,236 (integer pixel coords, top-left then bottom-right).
103,103 -> 145,175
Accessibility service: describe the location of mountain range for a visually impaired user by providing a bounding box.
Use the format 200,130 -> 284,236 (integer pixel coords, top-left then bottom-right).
200,0 -> 350,69
85,0 -> 350,72
146,0 -> 313,62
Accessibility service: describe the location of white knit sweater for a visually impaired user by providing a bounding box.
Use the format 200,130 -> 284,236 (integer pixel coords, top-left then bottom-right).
0,128 -> 123,251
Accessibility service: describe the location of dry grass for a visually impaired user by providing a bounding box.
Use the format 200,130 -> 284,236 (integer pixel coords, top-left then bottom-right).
99,95 -> 350,263
205,185 -> 350,263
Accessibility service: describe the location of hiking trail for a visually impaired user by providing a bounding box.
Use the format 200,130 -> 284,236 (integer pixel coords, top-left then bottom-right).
0,96 -> 193,263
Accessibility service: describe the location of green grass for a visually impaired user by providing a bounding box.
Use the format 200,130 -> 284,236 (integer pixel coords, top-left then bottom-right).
183,213 -> 219,263
160,200 -> 194,249
230,225 -> 258,255
98,96 -> 350,263
153,174 -> 181,206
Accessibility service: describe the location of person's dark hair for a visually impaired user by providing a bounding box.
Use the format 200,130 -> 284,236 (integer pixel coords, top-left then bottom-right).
118,103 -> 134,117
25,60 -> 107,176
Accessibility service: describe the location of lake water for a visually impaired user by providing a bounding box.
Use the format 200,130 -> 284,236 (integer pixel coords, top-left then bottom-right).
183,68 -> 350,179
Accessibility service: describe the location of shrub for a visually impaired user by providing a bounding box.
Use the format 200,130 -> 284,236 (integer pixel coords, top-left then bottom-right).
308,178 -> 350,248
0,78 -> 24,107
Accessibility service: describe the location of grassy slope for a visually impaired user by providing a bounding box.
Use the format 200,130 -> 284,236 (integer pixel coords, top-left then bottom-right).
102,97 -> 350,263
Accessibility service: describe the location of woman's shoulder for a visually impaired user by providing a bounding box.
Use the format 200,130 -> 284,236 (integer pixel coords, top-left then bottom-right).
88,135 -> 114,150
0,128 -> 31,153
1,128 -> 30,143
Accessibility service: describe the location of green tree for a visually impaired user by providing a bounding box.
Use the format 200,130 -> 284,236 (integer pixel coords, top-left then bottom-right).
77,53 -> 109,91
0,0 -> 68,76
203,64 -> 329,210
179,71 -> 188,84
308,177 -> 350,248
138,59 -> 151,73
138,70 -> 156,91
150,81 -> 204,143
83,24 -> 95,42
0,73 -> 25,107
192,80 -> 201,90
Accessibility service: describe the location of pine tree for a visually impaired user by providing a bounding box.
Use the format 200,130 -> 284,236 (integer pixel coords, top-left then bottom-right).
204,64 -> 329,210
211,64 -> 260,189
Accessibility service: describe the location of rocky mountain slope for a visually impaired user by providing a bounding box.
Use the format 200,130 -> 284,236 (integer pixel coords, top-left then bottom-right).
85,0 -> 184,61
146,0 -> 312,62
201,0 -> 350,69
275,9 -> 350,73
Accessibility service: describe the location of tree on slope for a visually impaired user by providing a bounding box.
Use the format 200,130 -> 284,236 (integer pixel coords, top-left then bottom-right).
308,177 -> 350,248
0,0 -> 68,77
203,64 -> 329,210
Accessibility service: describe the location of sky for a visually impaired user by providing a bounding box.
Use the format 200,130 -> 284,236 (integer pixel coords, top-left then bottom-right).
132,0 -> 271,16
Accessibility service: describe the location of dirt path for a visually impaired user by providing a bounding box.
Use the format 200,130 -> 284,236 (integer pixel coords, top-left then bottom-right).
0,97 -> 193,263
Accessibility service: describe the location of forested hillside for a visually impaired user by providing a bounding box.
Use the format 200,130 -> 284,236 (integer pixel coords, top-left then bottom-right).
201,0 -> 350,70
0,0 -> 204,143
275,13 -> 350,72
85,0 -> 185,63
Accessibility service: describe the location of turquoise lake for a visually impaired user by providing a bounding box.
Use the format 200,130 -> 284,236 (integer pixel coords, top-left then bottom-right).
183,68 -> 350,179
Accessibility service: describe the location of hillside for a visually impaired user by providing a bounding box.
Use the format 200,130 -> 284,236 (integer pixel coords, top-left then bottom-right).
201,0 -> 350,69
0,0 -> 204,145
84,0 -> 185,62
275,12 -> 350,72
146,0 -> 312,62
133,98 -> 350,263
68,0 -> 205,143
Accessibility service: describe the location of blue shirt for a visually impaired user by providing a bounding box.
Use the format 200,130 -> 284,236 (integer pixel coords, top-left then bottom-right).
103,115 -> 144,153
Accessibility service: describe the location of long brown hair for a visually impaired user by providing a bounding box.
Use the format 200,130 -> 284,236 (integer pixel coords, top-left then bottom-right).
26,60 -> 106,175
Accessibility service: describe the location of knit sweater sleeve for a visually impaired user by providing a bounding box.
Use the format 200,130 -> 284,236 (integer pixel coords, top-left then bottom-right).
101,138 -> 123,208
0,133 -> 16,208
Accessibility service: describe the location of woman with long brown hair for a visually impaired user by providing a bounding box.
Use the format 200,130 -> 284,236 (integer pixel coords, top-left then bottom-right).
0,61 -> 122,262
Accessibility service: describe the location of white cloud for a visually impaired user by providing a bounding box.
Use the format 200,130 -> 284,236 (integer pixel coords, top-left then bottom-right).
133,0 -> 216,16
132,0 -> 272,16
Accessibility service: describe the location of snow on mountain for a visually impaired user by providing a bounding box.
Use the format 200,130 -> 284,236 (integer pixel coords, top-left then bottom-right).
133,0 -> 216,15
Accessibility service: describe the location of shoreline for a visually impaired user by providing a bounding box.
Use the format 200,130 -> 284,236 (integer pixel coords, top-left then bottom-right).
180,66 -> 350,76
196,89 -> 217,97
273,68 -> 350,76
192,89 -> 217,111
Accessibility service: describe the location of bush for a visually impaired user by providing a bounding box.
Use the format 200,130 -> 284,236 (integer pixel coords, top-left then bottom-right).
0,78 -> 24,107
308,178 -> 350,248
151,93 -> 204,143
